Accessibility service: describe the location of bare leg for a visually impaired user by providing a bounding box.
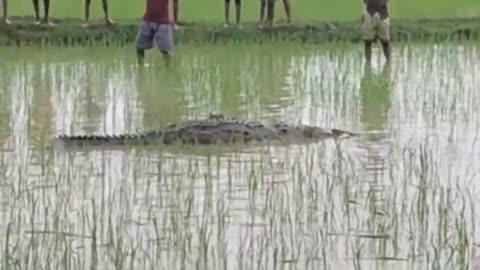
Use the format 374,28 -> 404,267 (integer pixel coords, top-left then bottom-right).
282,0 -> 291,23
32,0 -> 40,22
173,0 -> 179,25
161,51 -> 170,67
1,0 -> 10,24
224,0 -> 230,26
84,0 -> 91,25
364,40 -> 372,66
266,0 -> 274,27
137,48 -> 145,65
42,0 -> 51,25
102,0 -> 114,25
382,60 -> 391,75
235,2 -> 241,25
259,0 -> 266,24
381,41 -> 391,64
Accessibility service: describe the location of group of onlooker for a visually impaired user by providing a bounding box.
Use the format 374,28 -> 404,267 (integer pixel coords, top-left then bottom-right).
0,0 -> 286,27
0,0 -> 117,26
1,0 -> 390,68
224,0 -> 291,28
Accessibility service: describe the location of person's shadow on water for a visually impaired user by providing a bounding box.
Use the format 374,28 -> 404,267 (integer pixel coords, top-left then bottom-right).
357,63 -> 393,181
359,63 -> 392,138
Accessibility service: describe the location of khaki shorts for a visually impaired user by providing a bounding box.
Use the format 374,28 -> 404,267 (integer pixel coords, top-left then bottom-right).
361,10 -> 390,42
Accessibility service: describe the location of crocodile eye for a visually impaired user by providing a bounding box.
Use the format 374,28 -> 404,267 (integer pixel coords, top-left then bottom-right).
280,128 -> 288,134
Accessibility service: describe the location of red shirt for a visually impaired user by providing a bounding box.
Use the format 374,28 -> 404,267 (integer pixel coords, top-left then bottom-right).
364,0 -> 388,19
143,0 -> 171,25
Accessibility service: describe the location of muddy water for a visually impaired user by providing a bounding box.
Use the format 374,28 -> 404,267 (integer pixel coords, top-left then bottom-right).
0,43 -> 479,269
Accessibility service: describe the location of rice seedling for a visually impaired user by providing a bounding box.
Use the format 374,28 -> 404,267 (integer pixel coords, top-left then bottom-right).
0,42 -> 479,269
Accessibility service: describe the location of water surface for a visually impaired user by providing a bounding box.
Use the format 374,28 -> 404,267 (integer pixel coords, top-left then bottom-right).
0,43 -> 479,269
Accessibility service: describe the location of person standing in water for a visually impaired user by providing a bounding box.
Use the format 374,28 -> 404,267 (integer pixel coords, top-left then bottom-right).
224,0 -> 241,27
136,0 -> 174,66
258,0 -> 291,28
362,0 -> 391,65
32,0 -> 52,25
83,0 -> 115,26
0,0 -> 10,24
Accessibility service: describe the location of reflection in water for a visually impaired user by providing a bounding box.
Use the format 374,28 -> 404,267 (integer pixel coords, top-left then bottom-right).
0,66 -> 11,144
31,63 -> 53,147
51,62 -> 143,137
355,64 -> 393,251
359,65 -> 392,132
179,48 -> 294,121
358,65 -> 392,182
135,65 -> 194,127
0,44 -> 479,269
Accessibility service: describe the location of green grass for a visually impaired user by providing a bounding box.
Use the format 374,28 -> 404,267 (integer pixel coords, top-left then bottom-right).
3,0 -> 479,46
6,0 -> 480,22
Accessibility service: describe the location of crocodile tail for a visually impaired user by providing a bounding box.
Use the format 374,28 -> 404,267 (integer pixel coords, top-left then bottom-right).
57,128 -> 162,140
56,135 -> 133,144
57,134 -> 132,140
56,131 -> 162,145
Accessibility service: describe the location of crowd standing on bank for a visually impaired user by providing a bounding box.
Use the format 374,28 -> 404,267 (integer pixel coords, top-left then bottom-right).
0,0 -> 292,27
0,0 -> 390,66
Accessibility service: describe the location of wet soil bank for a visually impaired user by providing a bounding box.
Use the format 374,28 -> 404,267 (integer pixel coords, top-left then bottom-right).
0,16 -> 478,46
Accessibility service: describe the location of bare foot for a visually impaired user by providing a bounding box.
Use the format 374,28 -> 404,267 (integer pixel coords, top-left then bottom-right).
105,18 -> 115,26
33,17 -> 41,25
0,18 -> 11,25
81,22 -> 89,28
325,22 -> 336,31
276,18 -> 291,25
41,19 -> 55,27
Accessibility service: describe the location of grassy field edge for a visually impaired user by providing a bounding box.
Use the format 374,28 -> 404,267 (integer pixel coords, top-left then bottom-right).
0,16 -> 478,46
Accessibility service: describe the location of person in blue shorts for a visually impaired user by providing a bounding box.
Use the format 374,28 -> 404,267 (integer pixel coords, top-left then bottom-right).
136,0 -> 174,66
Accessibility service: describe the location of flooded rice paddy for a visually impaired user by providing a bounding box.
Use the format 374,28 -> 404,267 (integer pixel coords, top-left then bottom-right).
0,43 -> 479,269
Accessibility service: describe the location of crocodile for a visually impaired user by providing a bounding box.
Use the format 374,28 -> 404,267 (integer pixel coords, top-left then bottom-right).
53,114 -> 357,147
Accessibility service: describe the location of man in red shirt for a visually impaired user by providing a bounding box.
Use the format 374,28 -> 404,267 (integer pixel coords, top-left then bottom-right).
136,0 -> 174,66
83,0 -> 115,26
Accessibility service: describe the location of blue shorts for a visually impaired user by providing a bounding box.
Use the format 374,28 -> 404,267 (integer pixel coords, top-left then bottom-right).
136,21 -> 173,53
